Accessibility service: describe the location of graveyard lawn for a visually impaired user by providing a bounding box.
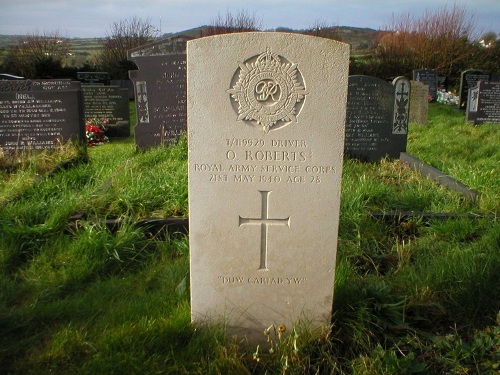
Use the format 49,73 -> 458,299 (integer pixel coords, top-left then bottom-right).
0,103 -> 499,374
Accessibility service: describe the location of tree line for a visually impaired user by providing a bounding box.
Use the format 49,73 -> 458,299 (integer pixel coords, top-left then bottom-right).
1,5 -> 498,92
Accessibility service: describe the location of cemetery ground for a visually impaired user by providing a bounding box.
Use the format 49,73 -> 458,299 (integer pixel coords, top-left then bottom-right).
0,103 -> 499,374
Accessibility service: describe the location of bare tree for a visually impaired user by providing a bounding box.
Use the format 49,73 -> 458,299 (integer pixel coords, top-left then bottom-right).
201,10 -> 262,37
4,30 -> 70,78
377,4 -> 480,77
99,16 -> 159,79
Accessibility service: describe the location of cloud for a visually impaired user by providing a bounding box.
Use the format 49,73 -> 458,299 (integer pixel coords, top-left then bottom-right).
0,0 -> 498,37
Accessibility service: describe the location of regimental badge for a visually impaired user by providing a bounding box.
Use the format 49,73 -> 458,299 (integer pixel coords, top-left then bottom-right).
227,48 -> 308,133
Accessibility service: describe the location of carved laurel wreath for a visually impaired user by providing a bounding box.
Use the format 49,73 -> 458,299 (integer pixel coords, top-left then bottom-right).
227,48 -> 307,133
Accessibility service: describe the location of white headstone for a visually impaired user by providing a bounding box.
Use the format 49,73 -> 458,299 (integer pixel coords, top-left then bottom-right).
188,32 -> 349,343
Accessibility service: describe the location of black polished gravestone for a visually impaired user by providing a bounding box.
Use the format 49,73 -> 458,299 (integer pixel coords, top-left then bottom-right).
413,69 -> 437,102
0,80 -> 84,151
466,81 -> 500,124
459,69 -> 490,110
128,35 -> 193,148
82,85 -> 130,137
345,75 -> 410,162
110,79 -> 135,100
438,75 -> 448,92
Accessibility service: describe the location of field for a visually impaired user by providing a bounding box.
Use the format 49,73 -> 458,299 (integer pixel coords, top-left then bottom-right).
0,27 -> 378,70
0,103 -> 499,374
0,35 -> 104,69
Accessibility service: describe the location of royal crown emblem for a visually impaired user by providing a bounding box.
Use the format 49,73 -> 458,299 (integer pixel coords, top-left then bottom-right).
227,48 -> 308,133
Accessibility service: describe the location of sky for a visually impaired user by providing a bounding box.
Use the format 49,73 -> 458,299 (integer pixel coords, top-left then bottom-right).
0,0 -> 499,38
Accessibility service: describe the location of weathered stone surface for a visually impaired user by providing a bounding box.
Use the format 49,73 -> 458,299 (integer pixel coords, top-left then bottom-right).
0,79 -> 84,151
188,32 -> 349,343
409,81 -> 428,125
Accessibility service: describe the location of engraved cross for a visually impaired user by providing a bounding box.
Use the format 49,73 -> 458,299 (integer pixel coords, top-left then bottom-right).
239,190 -> 290,271
396,82 -> 409,100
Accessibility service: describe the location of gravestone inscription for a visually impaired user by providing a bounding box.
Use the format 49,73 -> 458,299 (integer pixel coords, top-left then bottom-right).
0,80 -> 84,151
413,69 -> 437,101
409,81 -> 428,125
466,81 -> 500,124
188,32 -> 349,342
345,75 -> 410,162
82,85 -> 130,137
459,69 -> 490,110
128,35 -> 192,148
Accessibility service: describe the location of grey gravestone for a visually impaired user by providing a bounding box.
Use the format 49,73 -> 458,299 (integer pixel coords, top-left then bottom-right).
77,72 -> 111,85
409,81 -> 428,125
459,70 -> 490,110
466,81 -> 500,124
0,80 -> 84,151
82,85 -> 130,137
188,32 -> 349,343
345,75 -> 410,162
128,35 -> 192,148
413,69 -> 437,102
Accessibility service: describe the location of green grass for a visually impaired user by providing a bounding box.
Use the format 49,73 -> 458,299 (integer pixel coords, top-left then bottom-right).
408,104 -> 500,213
0,103 -> 499,374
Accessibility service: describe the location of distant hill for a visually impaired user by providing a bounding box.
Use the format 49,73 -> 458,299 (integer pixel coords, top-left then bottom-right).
0,26 -> 381,69
163,25 -> 381,54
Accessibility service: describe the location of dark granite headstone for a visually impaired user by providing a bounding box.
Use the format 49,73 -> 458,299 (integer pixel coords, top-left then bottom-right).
413,69 -> 437,102
77,72 -> 111,85
459,69 -> 490,110
82,85 -> 130,137
345,75 -> 410,162
0,80 -> 84,151
437,75 -> 448,91
128,35 -> 192,148
110,79 -> 135,100
409,81 -> 428,125
490,73 -> 500,82
466,81 -> 500,124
